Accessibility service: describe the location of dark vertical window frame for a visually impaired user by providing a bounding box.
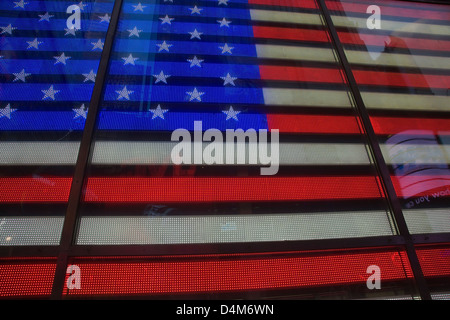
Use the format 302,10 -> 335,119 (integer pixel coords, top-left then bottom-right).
315,0 -> 432,300
50,0 -> 125,300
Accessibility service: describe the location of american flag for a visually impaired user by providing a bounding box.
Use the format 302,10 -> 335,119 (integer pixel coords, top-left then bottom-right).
0,0 -> 448,244
74,0 -> 392,245
0,0 -> 394,246
0,0 -> 449,300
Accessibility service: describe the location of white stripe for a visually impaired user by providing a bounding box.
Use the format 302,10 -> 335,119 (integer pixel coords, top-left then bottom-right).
262,88 -> 353,108
0,216 -> 63,246
362,92 -> 450,112
250,8 -> 450,38
256,43 -> 450,70
332,15 -> 450,37
403,209 -> 450,234
76,211 -> 394,245
2,141 -> 449,166
92,141 -> 371,165
0,141 -> 80,165
345,49 -> 450,70
431,293 -> 450,300
250,9 -> 323,25
256,44 -> 337,62
0,141 -> 372,165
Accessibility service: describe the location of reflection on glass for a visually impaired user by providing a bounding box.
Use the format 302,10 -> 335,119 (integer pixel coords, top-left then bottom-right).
386,130 -> 450,205
327,0 -> 450,234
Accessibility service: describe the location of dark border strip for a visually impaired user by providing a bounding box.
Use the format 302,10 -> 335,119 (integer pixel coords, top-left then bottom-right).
68,235 -> 405,256
0,246 -> 60,257
49,0 -> 124,300
412,233 -> 450,245
316,0 -> 432,300
4,232 -> 450,260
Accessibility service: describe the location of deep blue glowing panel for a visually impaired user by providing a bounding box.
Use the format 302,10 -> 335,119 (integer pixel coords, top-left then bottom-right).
0,0 -> 114,131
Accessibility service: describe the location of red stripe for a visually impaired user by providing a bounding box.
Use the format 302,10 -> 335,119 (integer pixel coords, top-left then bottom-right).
0,258 -> 56,298
259,65 -> 345,83
82,176 -> 382,203
326,0 -> 450,21
63,249 -> 412,296
417,245 -> 450,278
249,0 -> 317,9
0,177 -> 71,203
5,176 -> 448,203
2,175 -> 448,203
253,26 -> 329,43
259,64 -> 450,89
370,116 -> 450,135
0,176 -> 382,203
338,32 -> 450,52
354,70 -> 450,89
267,114 -> 361,134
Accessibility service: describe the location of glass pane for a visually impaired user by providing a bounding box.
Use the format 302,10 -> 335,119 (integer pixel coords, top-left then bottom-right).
77,0 -> 395,247
325,0 -> 450,235
0,0 -> 114,246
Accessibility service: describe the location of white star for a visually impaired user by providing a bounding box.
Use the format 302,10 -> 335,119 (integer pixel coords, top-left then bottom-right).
73,104 -> 88,119
12,69 -> 31,82
156,40 -> 172,52
127,26 -> 143,38
122,53 -> 139,65
188,29 -> 203,40
116,86 -> 134,100
98,14 -> 110,23
217,18 -> 231,27
149,104 -> 168,119
41,85 -> 60,100
219,43 -> 234,54
187,56 -> 203,68
1,24 -> 16,35
160,15 -> 174,25
0,104 -> 17,119
218,0 -> 229,5
38,12 -> 54,22
186,88 -> 205,102
13,0 -> 29,9
54,52 -> 71,65
221,73 -> 237,86
91,39 -> 104,50
132,2 -> 146,11
222,106 -> 240,121
153,70 -> 170,84
77,1 -> 88,10
26,38 -> 43,50
64,28 -> 77,36
82,70 -> 96,82
189,5 -> 203,14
